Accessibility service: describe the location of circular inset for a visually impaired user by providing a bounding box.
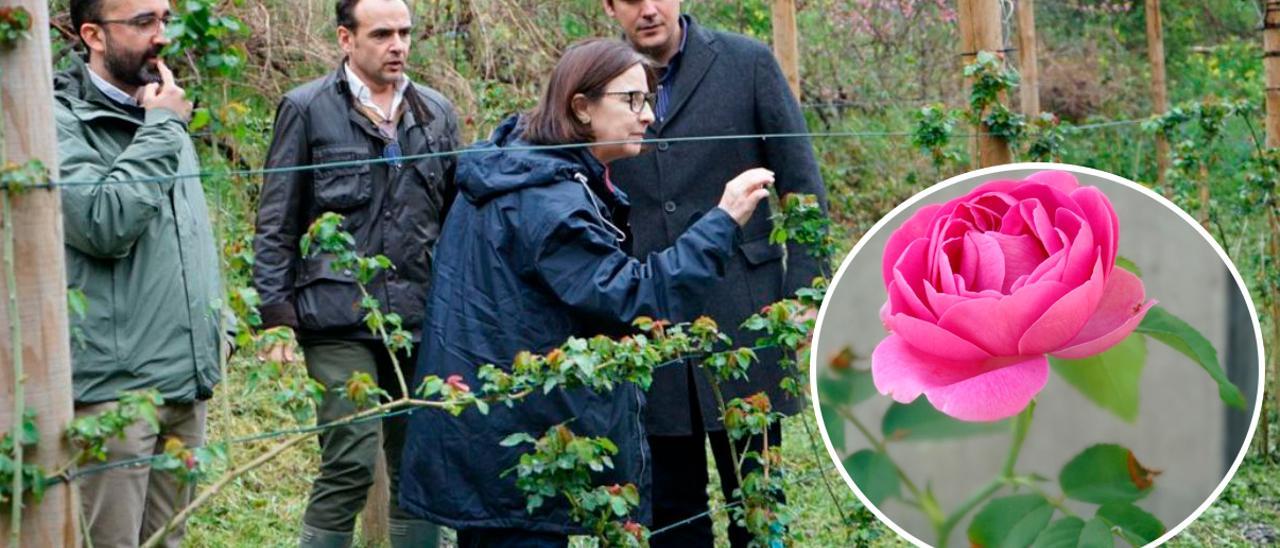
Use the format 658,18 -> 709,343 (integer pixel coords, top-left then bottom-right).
811,163 -> 1264,547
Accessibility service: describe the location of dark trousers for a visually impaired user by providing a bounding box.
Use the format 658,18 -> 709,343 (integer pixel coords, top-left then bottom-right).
456,528 -> 569,547
301,338 -> 414,532
648,372 -> 785,547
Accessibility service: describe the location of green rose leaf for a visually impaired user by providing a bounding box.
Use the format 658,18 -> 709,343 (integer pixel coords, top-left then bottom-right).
820,403 -> 846,451
1030,516 -> 1116,548
1097,502 -> 1165,545
968,494 -> 1054,548
1031,517 -> 1084,548
882,398 -> 1006,441
1079,517 -> 1117,547
842,449 -> 899,506
818,367 -> 876,408
1050,334 -> 1146,423
1114,256 -> 1143,278
1060,444 -> 1156,505
1136,306 -> 1246,410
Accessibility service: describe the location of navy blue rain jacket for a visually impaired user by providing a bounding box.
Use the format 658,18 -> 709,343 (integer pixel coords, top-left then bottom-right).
398,116 -> 741,533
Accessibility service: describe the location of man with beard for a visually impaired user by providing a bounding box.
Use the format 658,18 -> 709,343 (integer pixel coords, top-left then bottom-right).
55,0 -> 226,546
601,1 -> 828,546
252,0 -> 459,546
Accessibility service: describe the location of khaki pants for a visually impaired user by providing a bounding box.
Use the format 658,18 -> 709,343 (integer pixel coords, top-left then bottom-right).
75,401 -> 207,548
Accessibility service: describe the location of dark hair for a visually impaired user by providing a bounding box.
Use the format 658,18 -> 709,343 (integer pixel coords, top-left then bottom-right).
69,0 -> 104,47
336,0 -> 359,30
523,39 -> 655,145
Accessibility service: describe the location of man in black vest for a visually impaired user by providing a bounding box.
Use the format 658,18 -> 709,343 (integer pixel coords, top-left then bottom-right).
603,1 -> 829,546
252,0 -> 458,546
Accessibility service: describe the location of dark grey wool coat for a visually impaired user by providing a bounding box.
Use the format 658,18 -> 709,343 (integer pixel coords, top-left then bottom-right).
609,17 -> 829,436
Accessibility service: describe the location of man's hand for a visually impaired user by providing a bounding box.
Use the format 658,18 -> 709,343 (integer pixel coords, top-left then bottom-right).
136,60 -> 192,121
258,340 -> 298,364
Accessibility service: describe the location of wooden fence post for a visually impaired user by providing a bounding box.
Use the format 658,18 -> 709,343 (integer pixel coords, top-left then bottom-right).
0,1 -> 78,545
1016,0 -> 1040,117
1263,0 -> 1280,462
958,0 -> 1014,167
1145,0 -> 1170,187
771,0 -> 801,99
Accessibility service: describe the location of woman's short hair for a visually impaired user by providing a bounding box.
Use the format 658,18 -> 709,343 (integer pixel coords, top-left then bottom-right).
523,39 -> 656,145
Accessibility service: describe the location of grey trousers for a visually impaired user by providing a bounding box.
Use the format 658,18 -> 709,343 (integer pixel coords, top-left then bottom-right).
300,338 -> 414,532
75,400 -> 207,548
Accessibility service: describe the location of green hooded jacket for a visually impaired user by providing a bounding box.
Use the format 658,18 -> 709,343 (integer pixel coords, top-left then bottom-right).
54,61 -> 224,404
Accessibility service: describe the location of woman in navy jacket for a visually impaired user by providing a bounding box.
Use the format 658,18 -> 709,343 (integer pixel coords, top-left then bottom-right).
398,39 -> 773,546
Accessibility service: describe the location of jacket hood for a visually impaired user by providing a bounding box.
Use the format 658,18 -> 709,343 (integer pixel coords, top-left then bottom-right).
456,114 -> 607,204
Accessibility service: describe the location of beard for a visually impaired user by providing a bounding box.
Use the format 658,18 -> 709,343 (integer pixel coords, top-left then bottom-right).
102,36 -> 163,88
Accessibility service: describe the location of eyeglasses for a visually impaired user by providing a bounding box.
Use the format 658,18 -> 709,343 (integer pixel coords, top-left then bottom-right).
602,91 -> 656,114
96,13 -> 171,35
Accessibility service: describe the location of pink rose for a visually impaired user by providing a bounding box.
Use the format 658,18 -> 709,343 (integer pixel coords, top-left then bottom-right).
872,171 -> 1156,421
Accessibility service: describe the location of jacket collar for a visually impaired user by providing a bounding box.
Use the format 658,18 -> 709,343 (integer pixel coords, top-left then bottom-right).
54,59 -> 147,126
650,16 -> 718,133
330,60 -> 435,143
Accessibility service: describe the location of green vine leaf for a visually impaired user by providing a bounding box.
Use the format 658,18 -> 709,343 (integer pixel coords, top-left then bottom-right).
1135,306 -> 1246,410
1050,334 -> 1146,423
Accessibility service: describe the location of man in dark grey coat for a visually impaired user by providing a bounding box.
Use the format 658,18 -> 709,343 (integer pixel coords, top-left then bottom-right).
252,0 -> 457,546
603,1 -> 828,546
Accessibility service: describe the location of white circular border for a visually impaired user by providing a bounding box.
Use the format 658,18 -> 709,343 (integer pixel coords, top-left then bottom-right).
808,162 -> 1268,548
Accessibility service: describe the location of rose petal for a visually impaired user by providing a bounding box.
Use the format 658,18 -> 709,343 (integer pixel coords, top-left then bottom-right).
871,333 -> 994,402
1054,209 -> 1098,286
1024,170 -> 1082,194
1021,199 -> 1063,255
883,204 -> 943,285
889,239 -> 935,320
1052,268 -> 1156,359
938,280 -> 1072,356
925,355 -> 1049,422
886,313 -> 991,361
985,232 -> 1046,291
1070,185 -> 1119,273
924,283 -> 968,318
1018,258 -> 1105,354
872,334 -> 1048,422
960,232 -> 1006,292
1026,247 -> 1066,285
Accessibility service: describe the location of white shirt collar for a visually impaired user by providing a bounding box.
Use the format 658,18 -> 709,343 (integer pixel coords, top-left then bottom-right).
87,65 -> 139,107
344,62 -> 409,122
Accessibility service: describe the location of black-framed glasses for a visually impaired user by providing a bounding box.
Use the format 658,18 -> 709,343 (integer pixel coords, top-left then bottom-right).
96,13 -> 171,35
602,91 -> 656,114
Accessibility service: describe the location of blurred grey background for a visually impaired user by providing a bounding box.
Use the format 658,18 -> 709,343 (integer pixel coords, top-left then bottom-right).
814,166 -> 1260,547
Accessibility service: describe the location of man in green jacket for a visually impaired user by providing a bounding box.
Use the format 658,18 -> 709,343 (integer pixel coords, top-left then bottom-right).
55,0 -> 226,546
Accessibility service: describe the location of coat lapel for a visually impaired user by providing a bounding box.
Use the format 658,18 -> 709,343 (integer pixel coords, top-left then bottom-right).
653,20 -> 717,134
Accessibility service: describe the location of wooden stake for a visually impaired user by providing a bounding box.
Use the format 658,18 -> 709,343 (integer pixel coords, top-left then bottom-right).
361,443 -> 389,544
771,0 -> 801,99
1265,0 -> 1280,456
0,1 -> 78,545
957,0 -> 1013,167
1145,0 -> 1170,187
1016,0 -> 1040,117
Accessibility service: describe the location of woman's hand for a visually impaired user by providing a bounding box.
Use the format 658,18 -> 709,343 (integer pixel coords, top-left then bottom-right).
717,168 -> 775,226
